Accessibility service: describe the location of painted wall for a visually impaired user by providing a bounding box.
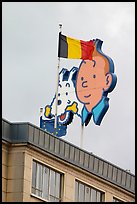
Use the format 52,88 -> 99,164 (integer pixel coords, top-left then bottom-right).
2,142 -> 134,202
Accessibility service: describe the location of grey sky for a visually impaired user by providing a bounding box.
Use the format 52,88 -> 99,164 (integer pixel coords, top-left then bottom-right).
2,2 -> 135,174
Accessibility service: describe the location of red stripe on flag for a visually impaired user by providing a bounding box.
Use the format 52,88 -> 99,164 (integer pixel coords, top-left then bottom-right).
80,40 -> 94,60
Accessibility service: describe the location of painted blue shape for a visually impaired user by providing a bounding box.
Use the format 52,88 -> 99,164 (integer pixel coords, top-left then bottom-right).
92,96 -> 109,125
40,116 -> 67,137
81,106 -> 89,125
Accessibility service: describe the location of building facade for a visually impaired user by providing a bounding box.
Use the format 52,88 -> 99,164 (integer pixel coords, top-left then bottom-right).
2,118 -> 135,202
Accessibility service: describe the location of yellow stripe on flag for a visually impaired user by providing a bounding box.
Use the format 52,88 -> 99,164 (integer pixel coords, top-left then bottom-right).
67,37 -> 81,59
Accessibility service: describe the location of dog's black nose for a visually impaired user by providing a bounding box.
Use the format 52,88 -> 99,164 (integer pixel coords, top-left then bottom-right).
58,100 -> 62,105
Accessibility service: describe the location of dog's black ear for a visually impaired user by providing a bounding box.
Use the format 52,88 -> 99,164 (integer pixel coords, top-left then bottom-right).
62,70 -> 70,81
71,67 -> 78,87
59,68 -> 69,82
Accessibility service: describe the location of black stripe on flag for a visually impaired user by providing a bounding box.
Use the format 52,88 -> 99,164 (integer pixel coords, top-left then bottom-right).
58,32 -> 68,58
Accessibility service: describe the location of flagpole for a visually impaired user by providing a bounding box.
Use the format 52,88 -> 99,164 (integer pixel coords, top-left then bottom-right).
40,107 -> 43,118
39,107 -> 43,128
80,124 -> 84,149
54,24 -> 62,134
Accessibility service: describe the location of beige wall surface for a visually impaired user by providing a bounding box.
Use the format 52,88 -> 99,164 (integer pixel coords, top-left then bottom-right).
2,142 -> 135,202
2,142 -> 8,202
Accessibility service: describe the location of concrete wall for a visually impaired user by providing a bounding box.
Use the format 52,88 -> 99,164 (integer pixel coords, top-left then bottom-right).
2,142 -> 8,202
2,142 -> 135,202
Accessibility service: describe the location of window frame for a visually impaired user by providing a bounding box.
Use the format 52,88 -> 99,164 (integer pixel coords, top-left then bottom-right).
113,196 -> 125,202
75,179 -> 105,202
31,159 -> 64,202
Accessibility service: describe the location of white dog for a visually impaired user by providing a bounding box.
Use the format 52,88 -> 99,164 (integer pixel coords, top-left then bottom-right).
44,67 -> 83,125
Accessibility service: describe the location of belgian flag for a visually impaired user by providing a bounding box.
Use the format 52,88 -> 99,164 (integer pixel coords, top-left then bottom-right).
58,32 -> 95,60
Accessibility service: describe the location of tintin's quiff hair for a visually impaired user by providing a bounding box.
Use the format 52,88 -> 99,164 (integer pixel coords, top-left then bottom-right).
92,45 -> 110,74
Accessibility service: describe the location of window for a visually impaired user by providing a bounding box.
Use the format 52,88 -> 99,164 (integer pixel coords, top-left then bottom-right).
113,197 -> 124,202
32,160 -> 63,202
75,180 -> 105,202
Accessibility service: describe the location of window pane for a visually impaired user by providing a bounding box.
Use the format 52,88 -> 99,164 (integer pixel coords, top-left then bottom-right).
85,186 -> 90,202
35,163 -> 39,196
38,164 -> 43,191
96,191 -> 101,202
50,195 -> 56,202
79,183 -> 84,202
49,170 -> 55,196
55,173 -> 60,199
54,198 -> 60,202
36,163 -> 43,197
42,166 -> 49,199
32,161 -> 36,188
91,188 -> 96,202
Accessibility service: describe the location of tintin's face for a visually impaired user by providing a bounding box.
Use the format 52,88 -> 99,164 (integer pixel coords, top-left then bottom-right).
76,56 -> 112,112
